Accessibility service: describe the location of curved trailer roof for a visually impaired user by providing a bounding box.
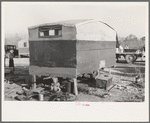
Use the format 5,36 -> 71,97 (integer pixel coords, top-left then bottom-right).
28,19 -> 116,31
28,19 -> 119,44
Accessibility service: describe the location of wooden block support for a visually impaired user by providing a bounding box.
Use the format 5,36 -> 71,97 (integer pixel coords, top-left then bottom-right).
95,74 -> 113,89
32,75 -> 36,89
73,78 -> 78,95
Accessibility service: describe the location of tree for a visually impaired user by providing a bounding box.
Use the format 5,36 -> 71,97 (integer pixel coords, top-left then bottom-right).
121,34 -> 144,49
125,34 -> 138,41
140,36 -> 145,41
140,36 -> 145,45
5,32 -> 27,47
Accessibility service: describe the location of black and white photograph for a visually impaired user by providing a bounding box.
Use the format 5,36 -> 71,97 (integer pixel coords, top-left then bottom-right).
2,2 -> 149,122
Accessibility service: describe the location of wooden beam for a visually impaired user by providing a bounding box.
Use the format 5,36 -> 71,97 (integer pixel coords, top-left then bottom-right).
29,66 -> 76,78
73,78 -> 78,95
32,75 -> 36,89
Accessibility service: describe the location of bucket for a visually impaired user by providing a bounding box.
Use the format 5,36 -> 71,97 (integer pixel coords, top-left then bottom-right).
39,94 -> 44,101
65,81 -> 71,93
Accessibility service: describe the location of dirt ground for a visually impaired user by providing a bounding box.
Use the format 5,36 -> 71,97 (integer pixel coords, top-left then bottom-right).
4,62 -> 145,102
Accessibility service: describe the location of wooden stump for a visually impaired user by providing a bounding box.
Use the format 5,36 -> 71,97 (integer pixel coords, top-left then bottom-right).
32,75 -> 36,89
73,78 -> 78,95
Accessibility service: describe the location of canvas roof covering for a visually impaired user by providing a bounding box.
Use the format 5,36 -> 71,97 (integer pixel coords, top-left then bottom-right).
28,19 -> 118,42
28,19 -> 115,31
28,19 -> 91,29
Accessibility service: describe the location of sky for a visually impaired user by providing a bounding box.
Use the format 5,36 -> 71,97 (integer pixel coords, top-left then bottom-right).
2,2 -> 148,39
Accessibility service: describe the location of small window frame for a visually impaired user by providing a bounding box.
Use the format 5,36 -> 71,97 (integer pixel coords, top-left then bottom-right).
38,25 -> 62,38
24,42 -> 27,47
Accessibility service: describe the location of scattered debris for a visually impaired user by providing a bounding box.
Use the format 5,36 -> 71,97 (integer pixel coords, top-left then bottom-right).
107,84 -> 116,92
95,74 -> 113,90
4,65 -> 145,102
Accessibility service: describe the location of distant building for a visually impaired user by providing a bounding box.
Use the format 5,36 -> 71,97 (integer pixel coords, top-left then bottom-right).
18,39 -> 29,57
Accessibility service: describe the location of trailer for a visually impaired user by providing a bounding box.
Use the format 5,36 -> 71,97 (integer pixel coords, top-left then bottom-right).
28,19 -> 118,95
18,39 -> 29,58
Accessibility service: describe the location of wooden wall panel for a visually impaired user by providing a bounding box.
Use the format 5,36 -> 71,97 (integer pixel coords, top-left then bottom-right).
29,40 -> 116,77
29,41 -> 76,68
76,41 -> 116,75
29,66 -> 77,78
77,49 -> 116,75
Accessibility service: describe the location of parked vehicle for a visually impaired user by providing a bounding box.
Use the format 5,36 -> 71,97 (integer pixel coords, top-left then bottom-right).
5,45 -> 18,58
141,46 -> 145,61
116,48 -> 143,63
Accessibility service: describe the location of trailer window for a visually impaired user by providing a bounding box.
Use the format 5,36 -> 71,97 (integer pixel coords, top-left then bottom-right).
39,26 -> 62,37
24,42 -> 27,47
